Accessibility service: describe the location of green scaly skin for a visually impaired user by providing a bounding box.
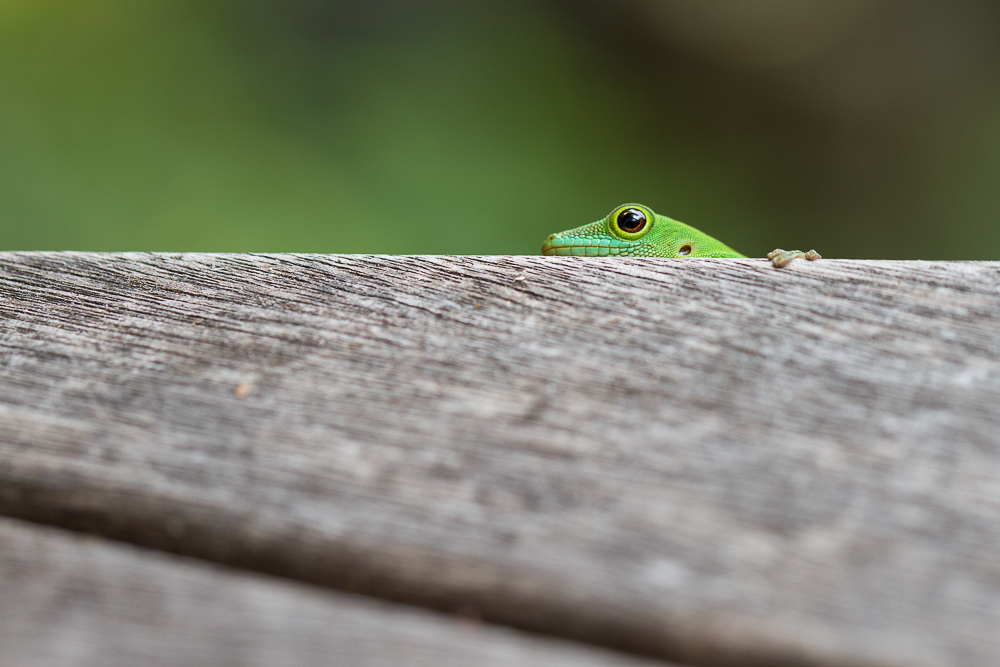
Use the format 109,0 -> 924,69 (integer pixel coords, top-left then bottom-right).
542,203 -> 819,267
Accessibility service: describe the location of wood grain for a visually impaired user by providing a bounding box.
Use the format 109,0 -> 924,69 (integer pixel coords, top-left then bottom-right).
0,516 -> 664,667
1,253 -> 999,667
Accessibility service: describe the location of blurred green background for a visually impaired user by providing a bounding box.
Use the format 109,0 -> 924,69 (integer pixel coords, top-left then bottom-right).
2,0 -> 999,258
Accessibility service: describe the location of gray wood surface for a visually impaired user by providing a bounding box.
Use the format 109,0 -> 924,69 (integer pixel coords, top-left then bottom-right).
0,516 -> 664,667
1,252 -> 999,667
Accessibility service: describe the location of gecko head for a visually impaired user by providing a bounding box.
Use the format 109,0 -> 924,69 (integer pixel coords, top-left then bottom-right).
541,204 -> 658,257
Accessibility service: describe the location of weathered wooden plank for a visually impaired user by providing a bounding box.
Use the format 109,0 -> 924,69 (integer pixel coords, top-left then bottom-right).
0,252 -> 999,667
0,516 -> 664,667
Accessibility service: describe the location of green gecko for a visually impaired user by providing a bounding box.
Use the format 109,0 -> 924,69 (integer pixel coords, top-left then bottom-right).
541,203 -> 820,268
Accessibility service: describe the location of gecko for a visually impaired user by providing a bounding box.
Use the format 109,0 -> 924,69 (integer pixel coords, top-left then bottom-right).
541,203 -> 820,268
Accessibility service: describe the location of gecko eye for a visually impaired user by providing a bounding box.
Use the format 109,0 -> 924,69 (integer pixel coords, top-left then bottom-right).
616,208 -> 647,233
609,204 -> 655,240
678,244 -> 692,256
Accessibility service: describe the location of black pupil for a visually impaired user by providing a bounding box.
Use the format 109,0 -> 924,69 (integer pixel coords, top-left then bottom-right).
617,208 -> 646,233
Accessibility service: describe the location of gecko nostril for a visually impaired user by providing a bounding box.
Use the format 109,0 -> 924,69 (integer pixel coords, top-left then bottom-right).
548,235 -> 555,240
